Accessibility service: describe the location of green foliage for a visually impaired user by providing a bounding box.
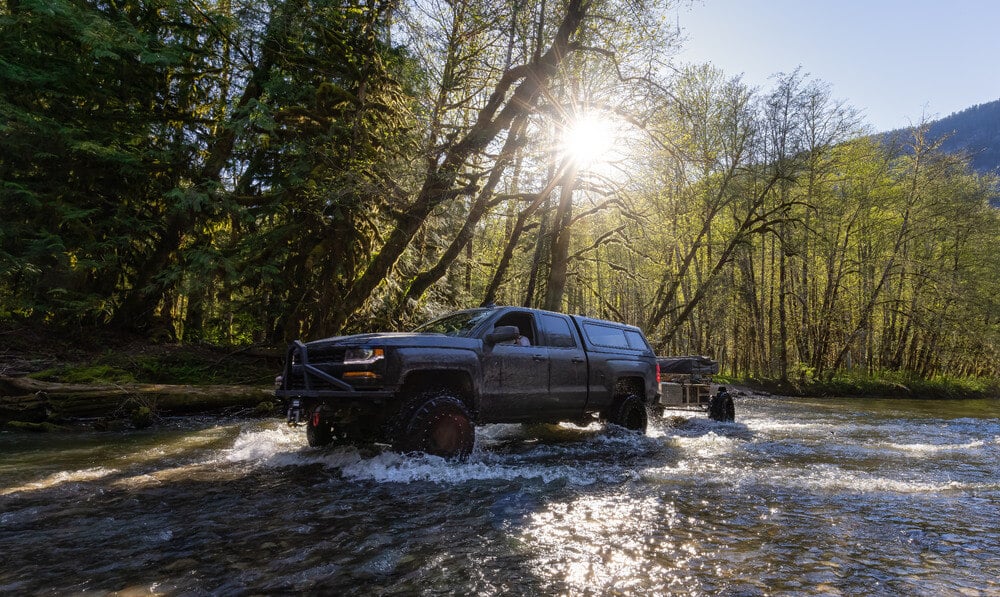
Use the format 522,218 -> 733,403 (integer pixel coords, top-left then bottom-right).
130,406 -> 154,429
116,351 -> 270,385
1,0 -> 996,390
253,401 -> 277,417
0,0 -> 226,324
128,353 -> 222,385
26,345 -> 272,386
0,0 -> 419,342
790,362 -> 816,384
740,371 -> 998,399
30,364 -> 136,384
5,421 -> 72,433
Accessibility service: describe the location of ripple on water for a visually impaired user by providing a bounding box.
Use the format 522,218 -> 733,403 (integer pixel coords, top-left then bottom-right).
2,400 -> 1000,596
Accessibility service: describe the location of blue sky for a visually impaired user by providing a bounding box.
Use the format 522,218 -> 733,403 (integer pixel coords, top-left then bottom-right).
673,0 -> 1000,132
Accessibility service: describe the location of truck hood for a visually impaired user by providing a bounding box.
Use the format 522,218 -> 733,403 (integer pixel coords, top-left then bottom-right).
305,332 -> 481,351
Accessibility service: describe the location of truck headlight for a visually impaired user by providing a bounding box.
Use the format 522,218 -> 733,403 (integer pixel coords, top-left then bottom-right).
343,347 -> 385,364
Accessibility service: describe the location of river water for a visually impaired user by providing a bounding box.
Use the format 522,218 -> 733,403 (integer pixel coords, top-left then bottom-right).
1,395 -> 998,595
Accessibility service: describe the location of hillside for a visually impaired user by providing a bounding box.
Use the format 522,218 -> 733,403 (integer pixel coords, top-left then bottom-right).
883,98 -> 1000,175
881,98 -> 1000,206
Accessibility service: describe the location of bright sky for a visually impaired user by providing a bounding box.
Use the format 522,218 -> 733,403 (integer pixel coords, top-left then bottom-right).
673,0 -> 1000,132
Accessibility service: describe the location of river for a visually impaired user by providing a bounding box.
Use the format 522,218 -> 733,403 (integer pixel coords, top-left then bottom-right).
1,395 -> 998,595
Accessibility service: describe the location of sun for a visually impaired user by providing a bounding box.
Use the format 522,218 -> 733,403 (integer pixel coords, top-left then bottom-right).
561,114 -> 616,169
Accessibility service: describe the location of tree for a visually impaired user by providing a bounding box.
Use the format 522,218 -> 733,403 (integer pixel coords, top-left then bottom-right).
0,0 -> 232,331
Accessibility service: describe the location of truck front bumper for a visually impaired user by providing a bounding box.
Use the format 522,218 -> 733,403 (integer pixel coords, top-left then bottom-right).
276,389 -> 396,425
275,341 -> 395,424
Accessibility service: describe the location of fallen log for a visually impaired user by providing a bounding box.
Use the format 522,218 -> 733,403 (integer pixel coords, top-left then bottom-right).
0,375 -> 273,424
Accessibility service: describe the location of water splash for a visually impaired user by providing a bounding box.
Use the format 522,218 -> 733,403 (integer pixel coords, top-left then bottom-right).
4,397 -> 999,596
217,420 -> 655,486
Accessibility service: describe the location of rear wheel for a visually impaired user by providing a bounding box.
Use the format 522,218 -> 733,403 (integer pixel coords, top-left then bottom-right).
607,394 -> 648,433
394,394 -> 475,459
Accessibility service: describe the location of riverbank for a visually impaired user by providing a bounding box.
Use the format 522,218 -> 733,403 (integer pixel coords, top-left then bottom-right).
723,373 -> 1000,400
2,320 -> 996,432
1,321 -> 281,430
0,320 -> 281,385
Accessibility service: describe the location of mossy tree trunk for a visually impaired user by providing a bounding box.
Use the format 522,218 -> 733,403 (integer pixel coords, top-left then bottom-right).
0,376 -> 272,424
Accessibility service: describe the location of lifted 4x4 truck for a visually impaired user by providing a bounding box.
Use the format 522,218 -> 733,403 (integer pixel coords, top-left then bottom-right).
275,306 -> 660,458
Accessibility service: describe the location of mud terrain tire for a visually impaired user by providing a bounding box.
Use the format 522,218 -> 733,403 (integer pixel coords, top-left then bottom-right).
608,394 -> 648,433
395,394 -> 475,459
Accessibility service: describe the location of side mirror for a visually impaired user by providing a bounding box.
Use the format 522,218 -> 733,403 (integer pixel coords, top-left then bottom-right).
485,325 -> 519,345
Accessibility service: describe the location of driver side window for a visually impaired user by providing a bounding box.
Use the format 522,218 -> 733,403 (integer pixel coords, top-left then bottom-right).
493,312 -> 536,346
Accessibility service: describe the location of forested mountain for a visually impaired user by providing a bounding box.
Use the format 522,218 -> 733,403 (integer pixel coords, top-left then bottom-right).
884,98 -> 1000,176
2,0 -> 998,382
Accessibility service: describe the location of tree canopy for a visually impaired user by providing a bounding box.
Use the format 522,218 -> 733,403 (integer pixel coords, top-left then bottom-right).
2,0 -> 998,381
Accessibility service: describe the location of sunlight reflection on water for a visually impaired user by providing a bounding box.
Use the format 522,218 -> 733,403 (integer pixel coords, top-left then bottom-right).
1,396 -> 998,594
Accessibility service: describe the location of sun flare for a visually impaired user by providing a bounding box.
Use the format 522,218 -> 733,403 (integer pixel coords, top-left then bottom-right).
562,114 -> 616,168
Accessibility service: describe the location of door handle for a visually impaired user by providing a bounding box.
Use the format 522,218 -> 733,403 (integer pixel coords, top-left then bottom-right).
571,357 -> 585,364
532,354 -> 545,362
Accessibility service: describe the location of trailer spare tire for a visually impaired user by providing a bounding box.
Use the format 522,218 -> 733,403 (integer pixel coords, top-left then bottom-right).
709,392 -> 736,423
725,396 -> 736,422
395,394 -> 475,459
608,394 -> 648,433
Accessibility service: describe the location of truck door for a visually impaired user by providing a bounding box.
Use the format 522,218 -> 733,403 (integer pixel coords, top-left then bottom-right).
538,313 -> 588,418
481,311 -> 548,422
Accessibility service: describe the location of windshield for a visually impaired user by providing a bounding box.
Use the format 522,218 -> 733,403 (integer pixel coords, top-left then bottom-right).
412,308 -> 494,337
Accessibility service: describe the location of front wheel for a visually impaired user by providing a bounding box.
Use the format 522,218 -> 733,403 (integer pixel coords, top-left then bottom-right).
306,410 -> 334,447
607,394 -> 648,433
394,394 -> 475,459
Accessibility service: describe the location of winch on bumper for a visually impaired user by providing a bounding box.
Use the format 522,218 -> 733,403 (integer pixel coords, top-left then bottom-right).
274,340 -> 395,426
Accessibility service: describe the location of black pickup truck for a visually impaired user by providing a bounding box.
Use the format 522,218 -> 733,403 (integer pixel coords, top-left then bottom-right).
275,306 -> 660,458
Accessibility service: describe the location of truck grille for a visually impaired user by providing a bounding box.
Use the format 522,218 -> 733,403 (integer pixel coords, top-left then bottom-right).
301,346 -> 347,363
283,364 -> 341,391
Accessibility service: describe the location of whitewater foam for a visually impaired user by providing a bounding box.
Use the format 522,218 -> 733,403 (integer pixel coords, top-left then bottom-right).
217,421 -> 661,485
